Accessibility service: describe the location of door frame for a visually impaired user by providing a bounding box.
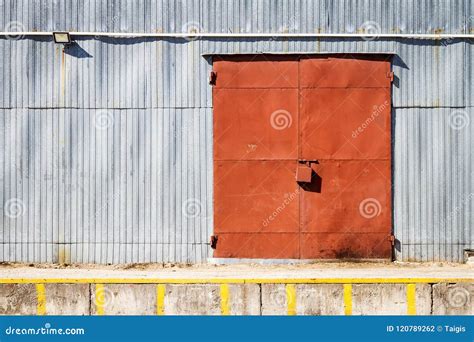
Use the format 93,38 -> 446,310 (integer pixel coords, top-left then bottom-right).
209,53 -> 395,261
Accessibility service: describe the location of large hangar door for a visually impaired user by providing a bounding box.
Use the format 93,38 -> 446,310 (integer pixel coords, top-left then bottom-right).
212,55 -> 392,259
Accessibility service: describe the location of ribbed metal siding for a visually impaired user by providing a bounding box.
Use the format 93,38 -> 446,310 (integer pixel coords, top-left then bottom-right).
0,0 -> 471,108
0,108 -> 212,263
0,38 -> 467,109
393,40 -> 465,108
467,34 -> 474,107
0,0 -> 468,34
394,107 -> 473,262
0,0 -> 472,262
0,39 -> 209,109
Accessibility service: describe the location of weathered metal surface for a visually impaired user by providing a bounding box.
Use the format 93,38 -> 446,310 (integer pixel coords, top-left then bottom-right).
213,56 -> 300,258
213,55 -> 391,259
300,161 -> 392,258
299,56 -> 391,89
299,87 -> 390,160
0,0 -> 472,262
300,232 -> 391,259
214,160 -> 299,234
213,233 -> 300,259
1,0 -> 468,34
299,56 -> 392,259
213,55 -> 298,89
394,107 -> 474,262
0,38 -> 464,108
0,0 -> 469,109
296,164 -> 312,183
213,87 -> 299,160
0,108 -> 213,263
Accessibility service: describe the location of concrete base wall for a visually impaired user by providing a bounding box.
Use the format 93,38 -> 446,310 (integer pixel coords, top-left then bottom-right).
91,284 -> 157,315
352,284 -> 432,315
45,284 -> 90,315
164,285 -> 221,315
432,283 -> 474,315
0,282 -> 472,316
0,284 -> 37,315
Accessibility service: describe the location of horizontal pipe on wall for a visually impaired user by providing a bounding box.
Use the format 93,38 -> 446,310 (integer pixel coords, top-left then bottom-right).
0,32 -> 473,39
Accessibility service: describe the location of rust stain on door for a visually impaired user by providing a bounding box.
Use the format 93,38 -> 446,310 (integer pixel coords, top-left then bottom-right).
212,54 -> 392,259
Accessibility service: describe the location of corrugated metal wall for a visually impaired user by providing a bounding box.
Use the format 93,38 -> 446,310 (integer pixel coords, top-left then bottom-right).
0,108 -> 213,263
0,0 -> 472,262
394,107 -> 474,262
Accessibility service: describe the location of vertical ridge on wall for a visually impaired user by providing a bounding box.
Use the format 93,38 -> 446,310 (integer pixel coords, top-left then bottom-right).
0,0 -> 472,262
0,0 -> 470,109
394,108 -> 474,262
0,0 -> 468,34
0,108 -> 213,263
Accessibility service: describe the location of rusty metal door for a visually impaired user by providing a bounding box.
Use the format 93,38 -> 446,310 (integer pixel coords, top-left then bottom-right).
212,55 -> 392,259
212,56 -> 300,258
299,56 -> 392,259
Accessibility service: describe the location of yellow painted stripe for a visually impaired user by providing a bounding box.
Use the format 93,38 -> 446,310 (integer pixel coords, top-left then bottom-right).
286,284 -> 296,315
406,283 -> 416,315
343,284 -> 352,315
220,284 -> 230,315
0,277 -> 472,284
95,284 -> 105,315
35,284 -> 46,315
156,284 -> 166,315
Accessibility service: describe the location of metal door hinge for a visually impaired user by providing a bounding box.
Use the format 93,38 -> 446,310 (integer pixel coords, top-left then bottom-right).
389,234 -> 395,246
387,71 -> 394,82
209,71 -> 217,85
210,235 -> 218,249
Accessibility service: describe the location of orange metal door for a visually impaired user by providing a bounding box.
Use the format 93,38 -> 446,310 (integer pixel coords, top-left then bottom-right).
299,56 -> 392,259
212,55 -> 392,259
213,56 -> 300,258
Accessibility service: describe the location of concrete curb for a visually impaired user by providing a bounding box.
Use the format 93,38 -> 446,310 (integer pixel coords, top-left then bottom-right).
0,279 -> 472,316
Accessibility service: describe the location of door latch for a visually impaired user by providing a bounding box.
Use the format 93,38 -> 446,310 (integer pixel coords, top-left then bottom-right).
296,162 -> 313,182
389,234 -> 395,246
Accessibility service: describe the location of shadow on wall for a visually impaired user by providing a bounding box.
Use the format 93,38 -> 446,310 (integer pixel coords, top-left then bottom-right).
34,36 -> 469,79
63,42 -> 93,58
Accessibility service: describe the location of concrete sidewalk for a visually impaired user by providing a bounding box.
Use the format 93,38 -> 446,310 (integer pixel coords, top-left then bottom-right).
0,262 -> 472,281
